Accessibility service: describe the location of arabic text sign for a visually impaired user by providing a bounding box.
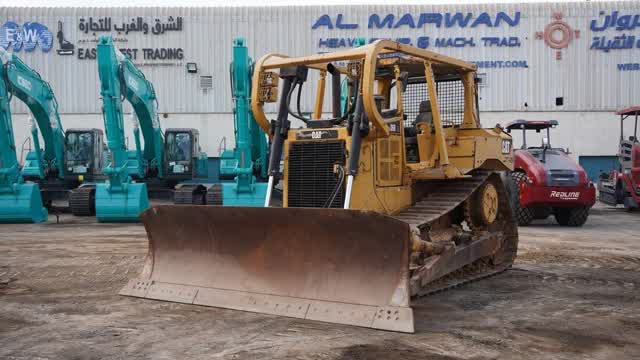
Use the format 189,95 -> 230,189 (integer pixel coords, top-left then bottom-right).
78,16 -> 183,35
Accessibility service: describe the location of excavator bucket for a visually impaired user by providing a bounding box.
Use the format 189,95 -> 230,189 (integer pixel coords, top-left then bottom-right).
95,182 -> 149,222
121,205 -> 415,332
221,182 -> 269,206
0,182 -> 48,223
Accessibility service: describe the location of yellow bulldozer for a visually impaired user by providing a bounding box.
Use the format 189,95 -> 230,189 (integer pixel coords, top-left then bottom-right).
121,40 -> 518,333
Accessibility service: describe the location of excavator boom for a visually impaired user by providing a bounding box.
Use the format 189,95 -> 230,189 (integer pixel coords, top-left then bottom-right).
218,38 -> 269,206
0,48 -> 48,223
95,36 -> 149,222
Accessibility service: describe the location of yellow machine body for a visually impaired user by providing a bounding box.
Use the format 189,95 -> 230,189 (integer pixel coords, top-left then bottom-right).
122,41 -> 518,333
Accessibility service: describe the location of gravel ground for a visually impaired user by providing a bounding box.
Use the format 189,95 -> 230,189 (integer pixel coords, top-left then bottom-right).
1,204 -> 639,359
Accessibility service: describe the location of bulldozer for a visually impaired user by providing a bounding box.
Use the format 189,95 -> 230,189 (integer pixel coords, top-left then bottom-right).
121,40 -> 518,333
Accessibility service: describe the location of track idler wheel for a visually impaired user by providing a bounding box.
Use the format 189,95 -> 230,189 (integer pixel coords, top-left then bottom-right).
466,179 -> 500,228
478,182 -> 499,225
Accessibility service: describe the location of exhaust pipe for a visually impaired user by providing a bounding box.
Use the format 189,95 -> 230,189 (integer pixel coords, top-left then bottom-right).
264,76 -> 294,207
327,63 -> 341,118
344,88 -> 367,209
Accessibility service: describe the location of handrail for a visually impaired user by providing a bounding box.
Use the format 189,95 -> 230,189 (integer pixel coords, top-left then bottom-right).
19,137 -> 31,166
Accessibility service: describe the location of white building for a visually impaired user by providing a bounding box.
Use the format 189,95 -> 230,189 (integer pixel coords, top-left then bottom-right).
1,1 -> 638,179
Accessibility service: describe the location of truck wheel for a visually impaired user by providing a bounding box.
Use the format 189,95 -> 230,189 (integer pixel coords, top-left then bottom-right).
532,207 -> 552,220
509,172 -> 534,226
554,207 -> 589,226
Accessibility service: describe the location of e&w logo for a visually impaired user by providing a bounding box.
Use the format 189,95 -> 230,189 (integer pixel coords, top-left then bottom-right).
0,21 -> 53,52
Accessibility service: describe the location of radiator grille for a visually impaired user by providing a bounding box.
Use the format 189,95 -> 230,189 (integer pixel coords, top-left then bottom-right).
287,140 -> 346,208
403,78 -> 465,128
376,138 -> 402,183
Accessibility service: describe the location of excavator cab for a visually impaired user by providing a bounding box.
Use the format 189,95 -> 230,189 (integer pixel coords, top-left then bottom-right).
64,128 -> 104,181
163,128 -> 202,180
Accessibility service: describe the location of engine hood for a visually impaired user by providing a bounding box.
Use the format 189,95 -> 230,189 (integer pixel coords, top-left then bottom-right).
516,149 -> 587,187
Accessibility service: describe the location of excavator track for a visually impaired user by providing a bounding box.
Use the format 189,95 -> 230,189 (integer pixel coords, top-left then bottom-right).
173,185 -> 206,205
394,171 -> 519,298
205,184 -> 222,205
69,186 -> 96,216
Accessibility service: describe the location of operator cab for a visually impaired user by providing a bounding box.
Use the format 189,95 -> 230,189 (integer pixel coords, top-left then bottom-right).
164,128 -> 204,180
505,119 -> 565,159
505,119 -> 559,150
64,128 -> 105,181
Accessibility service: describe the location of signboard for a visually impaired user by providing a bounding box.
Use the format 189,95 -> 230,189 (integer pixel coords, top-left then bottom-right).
1,16 -> 187,67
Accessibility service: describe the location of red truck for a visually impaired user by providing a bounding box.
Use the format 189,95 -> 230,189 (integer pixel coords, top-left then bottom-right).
506,119 -> 596,226
598,106 -> 640,210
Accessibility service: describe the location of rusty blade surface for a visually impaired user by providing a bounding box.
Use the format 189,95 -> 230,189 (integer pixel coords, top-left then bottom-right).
122,205 -> 414,332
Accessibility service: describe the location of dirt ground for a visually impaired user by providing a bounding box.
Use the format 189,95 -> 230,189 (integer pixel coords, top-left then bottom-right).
1,204 -> 639,360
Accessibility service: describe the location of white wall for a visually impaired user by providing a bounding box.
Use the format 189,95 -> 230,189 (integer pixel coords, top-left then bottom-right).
3,2 -> 640,114
482,111 -> 635,159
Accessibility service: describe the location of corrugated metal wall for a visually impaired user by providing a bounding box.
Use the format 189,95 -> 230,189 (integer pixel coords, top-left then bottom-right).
1,2 -> 638,115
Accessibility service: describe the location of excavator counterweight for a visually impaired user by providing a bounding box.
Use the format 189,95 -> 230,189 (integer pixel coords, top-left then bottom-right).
123,41 -> 518,332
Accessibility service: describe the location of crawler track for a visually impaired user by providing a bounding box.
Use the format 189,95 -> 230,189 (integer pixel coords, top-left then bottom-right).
394,171 -> 519,298
69,186 -> 96,216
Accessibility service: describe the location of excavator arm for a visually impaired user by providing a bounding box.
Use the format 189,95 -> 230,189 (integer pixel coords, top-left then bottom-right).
95,36 -> 149,222
218,38 -> 269,206
0,48 -> 48,222
118,48 -> 164,178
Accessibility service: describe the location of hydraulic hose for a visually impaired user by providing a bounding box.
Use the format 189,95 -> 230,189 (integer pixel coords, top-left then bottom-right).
264,76 -> 294,207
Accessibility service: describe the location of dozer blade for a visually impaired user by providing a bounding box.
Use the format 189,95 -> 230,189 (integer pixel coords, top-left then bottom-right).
0,182 -> 48,223
95,183 -> 149,223
121,205 -> 415,333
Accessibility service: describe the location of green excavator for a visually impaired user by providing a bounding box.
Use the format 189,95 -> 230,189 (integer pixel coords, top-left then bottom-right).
217,38 -> 269,206
0,48 -> 104,221
96,36 -> 213,221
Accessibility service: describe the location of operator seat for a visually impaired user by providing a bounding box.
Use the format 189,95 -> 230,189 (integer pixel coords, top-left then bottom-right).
405,100 -> 435,163
415,100 -> 433,133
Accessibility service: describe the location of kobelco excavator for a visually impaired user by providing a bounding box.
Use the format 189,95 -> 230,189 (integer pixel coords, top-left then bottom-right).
122,41 -> 518,333
216,38 -> 269,206
0,50 -> 48,223
0,48 -> 104,219
96,36 -> 209,221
